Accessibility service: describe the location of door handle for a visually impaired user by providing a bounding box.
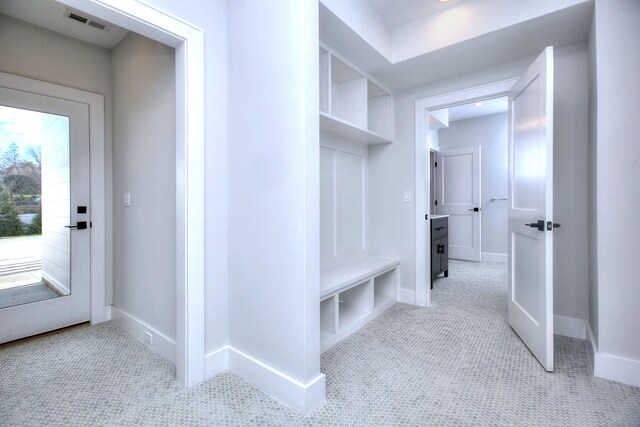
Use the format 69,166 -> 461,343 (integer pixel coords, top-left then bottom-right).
65,221 -> 87,230
547,221 -> 561,231
525,220 -> 545,231
468,207 -> 480,212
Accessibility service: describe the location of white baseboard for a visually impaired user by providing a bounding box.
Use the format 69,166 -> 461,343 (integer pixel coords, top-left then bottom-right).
228,347 -> 326,415
398,287 -> 416,304
594,352 -> 640,388
205,346 -> 229,379
587,322 -> 640,387
481,252 -> 508,263
554,315 -> 587,340
111,306 -> 176,364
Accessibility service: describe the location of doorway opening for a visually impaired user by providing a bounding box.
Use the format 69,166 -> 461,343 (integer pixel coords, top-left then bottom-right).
0,0 -> 206,387
428,96 -> 508,279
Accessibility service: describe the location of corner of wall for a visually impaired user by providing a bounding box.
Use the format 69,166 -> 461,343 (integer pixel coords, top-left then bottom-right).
228,347 -> 326,415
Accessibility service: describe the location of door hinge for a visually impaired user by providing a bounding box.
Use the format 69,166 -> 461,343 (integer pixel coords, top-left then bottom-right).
435,200 -> 438,206
435,162 -> 438,167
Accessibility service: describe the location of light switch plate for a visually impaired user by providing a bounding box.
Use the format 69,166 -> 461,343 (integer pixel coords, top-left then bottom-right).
124,192 -> 131,207
404,191 -> 412,202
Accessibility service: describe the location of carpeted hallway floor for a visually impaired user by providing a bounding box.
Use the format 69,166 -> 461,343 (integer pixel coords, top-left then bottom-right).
1,260 -> 639,426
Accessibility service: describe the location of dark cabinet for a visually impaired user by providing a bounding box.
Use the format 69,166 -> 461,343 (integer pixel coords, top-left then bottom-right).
431,217 -> 449,287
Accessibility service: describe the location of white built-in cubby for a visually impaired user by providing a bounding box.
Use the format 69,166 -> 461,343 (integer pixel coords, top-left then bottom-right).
319,45 -> 393,145
319,44 -> 398,352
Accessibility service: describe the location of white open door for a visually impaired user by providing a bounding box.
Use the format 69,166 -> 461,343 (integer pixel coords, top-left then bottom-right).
507,47 -> 555,371
437,146 -> 481,261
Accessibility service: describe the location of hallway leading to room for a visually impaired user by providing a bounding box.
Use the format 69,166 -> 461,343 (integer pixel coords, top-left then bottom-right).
1,260 -> 638,425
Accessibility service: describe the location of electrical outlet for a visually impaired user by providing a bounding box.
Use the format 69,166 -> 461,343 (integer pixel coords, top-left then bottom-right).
144,330 -> 153,346
404,191 -> 412,202
124,192 -> 131,207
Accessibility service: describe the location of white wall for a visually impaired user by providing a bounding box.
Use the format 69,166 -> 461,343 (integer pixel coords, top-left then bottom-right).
587,9 -> 599,346
111,33 -> 176,343
592,0 -> 640,378
139,0 -> 229,355
437,113 -> 508,259
371,42 -> 589,325
0,13 -> 114,303
552,42 -> 589,324
227,0 -> 324,413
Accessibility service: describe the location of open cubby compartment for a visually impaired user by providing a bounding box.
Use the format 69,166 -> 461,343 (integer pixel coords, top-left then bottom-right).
319,46 -> 330,114
331,55 -> 367,128
367,79 -> 392,138
320,295 -> 338,340
338,279 -> 372,330
374,268 -> 397,309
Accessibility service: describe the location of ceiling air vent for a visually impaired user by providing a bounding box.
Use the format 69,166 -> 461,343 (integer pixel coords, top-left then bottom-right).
64,9 -> 110,32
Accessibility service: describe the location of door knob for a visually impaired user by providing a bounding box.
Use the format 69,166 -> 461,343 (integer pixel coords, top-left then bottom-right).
65,221 -> 87,230
547,221 -> 561,231
525,220 -> 545,231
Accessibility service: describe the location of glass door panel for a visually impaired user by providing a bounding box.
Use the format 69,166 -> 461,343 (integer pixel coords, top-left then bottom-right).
0,105 -> 70,309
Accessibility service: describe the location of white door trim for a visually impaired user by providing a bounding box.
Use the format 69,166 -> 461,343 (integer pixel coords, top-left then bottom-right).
0,71 -> 106,324
57,0 -> 206,388
414,78 -> 517,307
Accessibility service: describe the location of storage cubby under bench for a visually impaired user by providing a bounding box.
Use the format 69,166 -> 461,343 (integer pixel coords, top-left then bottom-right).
320,257 -> 399,352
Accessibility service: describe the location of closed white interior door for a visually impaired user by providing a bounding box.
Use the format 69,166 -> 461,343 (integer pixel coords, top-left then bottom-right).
0,86 -> 90,344
437,146 -> 481,261
507,47 -> 555,371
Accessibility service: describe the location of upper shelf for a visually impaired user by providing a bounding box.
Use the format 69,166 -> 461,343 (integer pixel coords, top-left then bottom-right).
320,112 -> 392,145
320,45 -> 393,145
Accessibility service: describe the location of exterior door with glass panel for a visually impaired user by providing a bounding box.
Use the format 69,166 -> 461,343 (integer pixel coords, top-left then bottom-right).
0,86 -> 90,344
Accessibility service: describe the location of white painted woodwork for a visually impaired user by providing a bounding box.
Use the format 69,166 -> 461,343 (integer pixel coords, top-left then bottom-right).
0,86 -> 90,344
437,146 -> 482,262
320,256 -> 399,297
507,47 -> 554,372
320,257 -> 399,352
319,44 -> 397,356
319,47 -> 331,114
331,55 -> 367,128
367,80 -> 392,138
319,46 -> 394,145
320,112 -> 391,145
320,134 -> 367,267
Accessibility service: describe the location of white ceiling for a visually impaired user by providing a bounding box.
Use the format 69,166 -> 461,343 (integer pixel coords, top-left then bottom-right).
364,0 -> 470,30
0,0 -> 128,49
320,1 -> 593,92
438,96 -> 508,122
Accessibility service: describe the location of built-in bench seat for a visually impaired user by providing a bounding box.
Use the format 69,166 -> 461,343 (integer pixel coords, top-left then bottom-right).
319,256 -> 400,351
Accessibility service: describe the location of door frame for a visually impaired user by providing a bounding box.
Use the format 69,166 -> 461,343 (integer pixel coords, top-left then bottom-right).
414,78 -> 517,307
57,0 -> 206,388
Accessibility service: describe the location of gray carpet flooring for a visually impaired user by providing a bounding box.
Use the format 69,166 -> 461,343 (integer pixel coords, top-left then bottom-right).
1,260 -> 639,426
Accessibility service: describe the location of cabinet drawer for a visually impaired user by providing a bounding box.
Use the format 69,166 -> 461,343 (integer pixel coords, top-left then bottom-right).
431,218 -> 448,240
